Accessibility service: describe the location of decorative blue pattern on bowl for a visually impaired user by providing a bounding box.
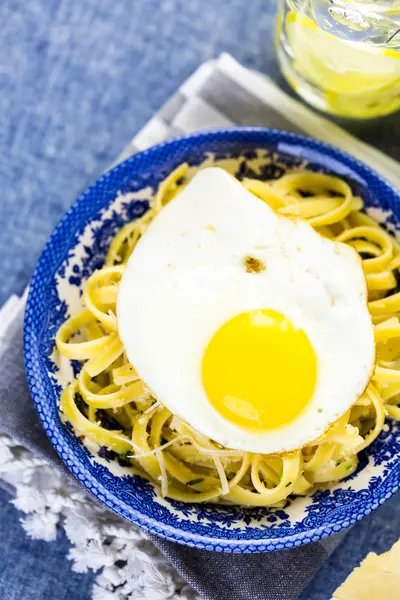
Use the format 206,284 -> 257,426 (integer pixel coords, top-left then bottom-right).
24,128 -> 400,552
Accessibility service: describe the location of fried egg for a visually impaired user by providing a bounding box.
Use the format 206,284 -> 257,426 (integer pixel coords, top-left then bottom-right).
117,167 -> 375,454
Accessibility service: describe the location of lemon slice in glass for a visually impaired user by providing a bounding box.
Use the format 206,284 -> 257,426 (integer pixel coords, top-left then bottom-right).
286,11 -> 400,96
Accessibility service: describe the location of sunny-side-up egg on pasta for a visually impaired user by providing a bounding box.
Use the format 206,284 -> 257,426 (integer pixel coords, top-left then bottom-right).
117,167 -> 375,454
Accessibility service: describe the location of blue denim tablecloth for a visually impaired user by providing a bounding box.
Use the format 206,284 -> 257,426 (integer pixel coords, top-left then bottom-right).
1,1 -> 400,599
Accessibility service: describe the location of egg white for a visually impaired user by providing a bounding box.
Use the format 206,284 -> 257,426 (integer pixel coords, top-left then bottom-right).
117,168 -> 375,454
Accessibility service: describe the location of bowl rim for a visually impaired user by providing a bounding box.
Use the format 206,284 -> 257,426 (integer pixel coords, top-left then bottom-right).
24,126 -> 400,552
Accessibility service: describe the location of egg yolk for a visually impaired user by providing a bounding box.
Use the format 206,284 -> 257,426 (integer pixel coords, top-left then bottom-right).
202,309 -> 317,430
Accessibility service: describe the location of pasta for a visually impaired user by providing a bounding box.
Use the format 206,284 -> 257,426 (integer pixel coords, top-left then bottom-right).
57,162 -> 400,507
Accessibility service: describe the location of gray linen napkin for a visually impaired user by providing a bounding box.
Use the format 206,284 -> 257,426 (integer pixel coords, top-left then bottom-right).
3,53 -> 399,600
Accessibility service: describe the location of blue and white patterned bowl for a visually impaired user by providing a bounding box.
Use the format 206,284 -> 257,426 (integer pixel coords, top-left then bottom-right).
24,128 -> 400,553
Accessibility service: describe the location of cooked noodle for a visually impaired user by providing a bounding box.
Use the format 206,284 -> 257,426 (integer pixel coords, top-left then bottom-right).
57,162 -> 400,507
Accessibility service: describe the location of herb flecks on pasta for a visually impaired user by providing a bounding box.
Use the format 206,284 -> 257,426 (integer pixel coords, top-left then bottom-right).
57,163 -> 400,507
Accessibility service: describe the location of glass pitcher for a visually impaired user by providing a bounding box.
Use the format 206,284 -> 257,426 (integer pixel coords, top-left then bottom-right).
276,0 -> 400,118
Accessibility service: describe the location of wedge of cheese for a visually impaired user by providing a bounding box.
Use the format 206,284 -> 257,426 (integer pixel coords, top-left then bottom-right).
333,539 -> 400,600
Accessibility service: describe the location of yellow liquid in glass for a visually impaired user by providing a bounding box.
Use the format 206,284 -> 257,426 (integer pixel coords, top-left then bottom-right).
277,3 -> 400,118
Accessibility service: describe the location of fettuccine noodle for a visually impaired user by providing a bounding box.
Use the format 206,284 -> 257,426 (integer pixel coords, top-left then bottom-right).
57,162 -> 400,507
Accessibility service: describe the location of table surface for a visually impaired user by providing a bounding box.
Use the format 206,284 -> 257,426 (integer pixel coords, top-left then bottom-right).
1,1 -> 400,599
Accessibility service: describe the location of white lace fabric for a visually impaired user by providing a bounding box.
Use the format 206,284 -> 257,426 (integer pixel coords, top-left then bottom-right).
0,433 -> 199,600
